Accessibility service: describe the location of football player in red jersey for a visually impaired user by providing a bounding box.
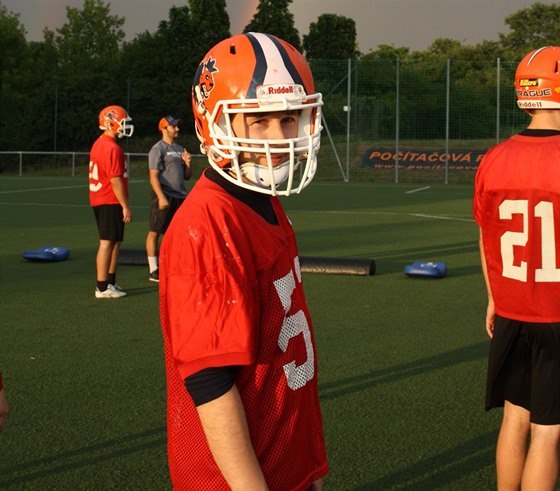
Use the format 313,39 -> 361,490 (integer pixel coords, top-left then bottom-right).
89,105 -> 134,299
473,46 -> 560,491
159,33 -> 327,490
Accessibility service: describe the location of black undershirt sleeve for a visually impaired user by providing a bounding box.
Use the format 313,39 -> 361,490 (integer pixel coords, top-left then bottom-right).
184,366 -> 239,407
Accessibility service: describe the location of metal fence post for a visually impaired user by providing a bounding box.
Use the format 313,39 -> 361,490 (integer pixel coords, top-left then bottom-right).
496,58 -> 501,144
445,58 -> 450,185
346,59 -> 351,181
395,57 -> 400,184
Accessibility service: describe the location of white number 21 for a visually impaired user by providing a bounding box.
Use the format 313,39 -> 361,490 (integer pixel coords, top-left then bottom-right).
499,199 -> 560,282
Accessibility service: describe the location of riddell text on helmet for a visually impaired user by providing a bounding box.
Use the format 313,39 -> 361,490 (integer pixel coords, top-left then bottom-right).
257,84 -> 306,98
518,101 -> 544,108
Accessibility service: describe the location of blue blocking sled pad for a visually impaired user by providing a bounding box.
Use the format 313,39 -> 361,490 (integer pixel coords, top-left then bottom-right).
404,261 -> 447,278
23,246 -> 70,262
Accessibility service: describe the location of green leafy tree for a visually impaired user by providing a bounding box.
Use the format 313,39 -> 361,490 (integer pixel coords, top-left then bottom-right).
43,0 -> 127,150
121,4 -> 204,143
303,14 -> 359,60
120,31 -> 168,141
243,0 -> 301,51
0,4 -> 58,151
0,3 -> 29,150
499,2 -> 560,58
189,0 -> 230,63
49,0 -> 125,67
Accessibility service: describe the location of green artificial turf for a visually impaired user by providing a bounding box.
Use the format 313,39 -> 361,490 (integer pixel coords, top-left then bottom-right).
0,176 -> 506,490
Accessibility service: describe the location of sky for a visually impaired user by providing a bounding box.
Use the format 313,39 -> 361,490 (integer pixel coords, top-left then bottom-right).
3,0 -> 555,53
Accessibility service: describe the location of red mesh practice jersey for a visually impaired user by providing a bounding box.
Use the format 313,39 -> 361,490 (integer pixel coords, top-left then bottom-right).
473,133 -> 560,322
159,174 -> 328,490
88,134 -> 128,206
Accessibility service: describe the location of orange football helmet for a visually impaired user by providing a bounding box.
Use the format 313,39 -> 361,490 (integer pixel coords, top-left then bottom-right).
515,46 -> 560,111
192,32 -> 323,196
98,105 -> 134,138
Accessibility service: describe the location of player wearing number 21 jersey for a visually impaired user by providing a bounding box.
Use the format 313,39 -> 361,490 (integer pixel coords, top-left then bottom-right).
473,130 -> 560,322
473,45 -> 560,491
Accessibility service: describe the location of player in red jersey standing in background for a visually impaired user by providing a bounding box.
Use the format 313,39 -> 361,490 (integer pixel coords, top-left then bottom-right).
159,33 -> 328,490
473,46 -> 560,491
89,105 -> 134,299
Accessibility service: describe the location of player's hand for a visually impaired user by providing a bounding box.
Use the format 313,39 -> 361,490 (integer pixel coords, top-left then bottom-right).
158,197 -> 170,210
0,389 -> 9,432
485,299 -> 496,338
122,206 -> 133,223
309,479 -> 323,491
182,149 -> 191,166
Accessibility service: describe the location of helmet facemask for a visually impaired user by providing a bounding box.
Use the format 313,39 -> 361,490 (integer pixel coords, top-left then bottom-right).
115,116 -> 134,138
202,91 -> 322,196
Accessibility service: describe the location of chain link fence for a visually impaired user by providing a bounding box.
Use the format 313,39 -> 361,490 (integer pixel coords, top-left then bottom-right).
1,58 -> 526,184
313,57 -> 525,184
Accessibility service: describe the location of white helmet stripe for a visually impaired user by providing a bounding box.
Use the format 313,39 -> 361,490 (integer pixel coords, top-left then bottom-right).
526,46 -> 551,66
246,33 -> 304,97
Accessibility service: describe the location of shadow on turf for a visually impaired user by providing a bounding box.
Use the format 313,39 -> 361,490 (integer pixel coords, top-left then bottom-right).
320,342 -> 497,490
351,429 -> 497,490
319,342 -> 487,400
0,426 -> 166,486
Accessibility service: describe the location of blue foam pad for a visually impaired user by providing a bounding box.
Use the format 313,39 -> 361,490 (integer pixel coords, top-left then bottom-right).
23,246 -> 70,262
404,261 -> 447,278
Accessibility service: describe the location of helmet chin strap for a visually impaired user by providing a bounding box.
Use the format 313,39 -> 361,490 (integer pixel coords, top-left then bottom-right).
239,156 -> 305,189
239,160 -> 291,189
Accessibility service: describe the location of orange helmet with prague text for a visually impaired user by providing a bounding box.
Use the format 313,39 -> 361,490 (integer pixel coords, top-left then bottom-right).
98,105 -> 134,138
192,32 -> 323,196
515,46 -> 560,111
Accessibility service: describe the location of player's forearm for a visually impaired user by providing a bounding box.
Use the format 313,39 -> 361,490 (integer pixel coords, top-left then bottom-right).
196,385 -> 268,491
109,176 -> 129,208
182,149 -> 192,180
149,171 -> 167,201
479,229 -> 496,336
478,229 -> 493,301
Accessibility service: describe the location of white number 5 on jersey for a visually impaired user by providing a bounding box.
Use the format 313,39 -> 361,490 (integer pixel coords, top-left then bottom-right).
275,257 -> 315,390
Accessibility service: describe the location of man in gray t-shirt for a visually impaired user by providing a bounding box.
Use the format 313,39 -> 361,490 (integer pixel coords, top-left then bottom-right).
146,115 -> 192,282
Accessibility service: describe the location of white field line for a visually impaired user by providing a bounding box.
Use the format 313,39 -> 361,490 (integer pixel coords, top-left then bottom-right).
0,181 -> 474,223
405,186 -> 431,194
0,180 -> 144,194
287,209 -> 475,223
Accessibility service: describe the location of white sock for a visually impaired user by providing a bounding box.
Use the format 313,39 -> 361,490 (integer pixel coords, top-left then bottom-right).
148,256 -> 158,273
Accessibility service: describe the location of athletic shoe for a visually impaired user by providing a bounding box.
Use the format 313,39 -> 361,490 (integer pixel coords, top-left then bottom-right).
149,270 -> 159,283
95,284 -> 127,299
112,283 -> 125,292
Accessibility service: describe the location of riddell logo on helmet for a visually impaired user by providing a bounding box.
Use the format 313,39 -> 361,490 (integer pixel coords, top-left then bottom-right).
257,84 -> 306,99
518,101 -> 543,108
519,78 -> 539,87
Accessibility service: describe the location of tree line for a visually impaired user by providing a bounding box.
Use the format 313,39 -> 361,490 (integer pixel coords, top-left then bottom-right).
0,0 -> 558,153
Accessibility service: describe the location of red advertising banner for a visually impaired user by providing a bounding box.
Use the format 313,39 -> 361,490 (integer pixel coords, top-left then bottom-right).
362,147 -> 488,171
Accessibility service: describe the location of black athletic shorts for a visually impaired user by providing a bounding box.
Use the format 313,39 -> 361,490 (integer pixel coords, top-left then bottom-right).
485,314 -> 560,425
93,204 -> 125,242
149,191 -> 185,234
